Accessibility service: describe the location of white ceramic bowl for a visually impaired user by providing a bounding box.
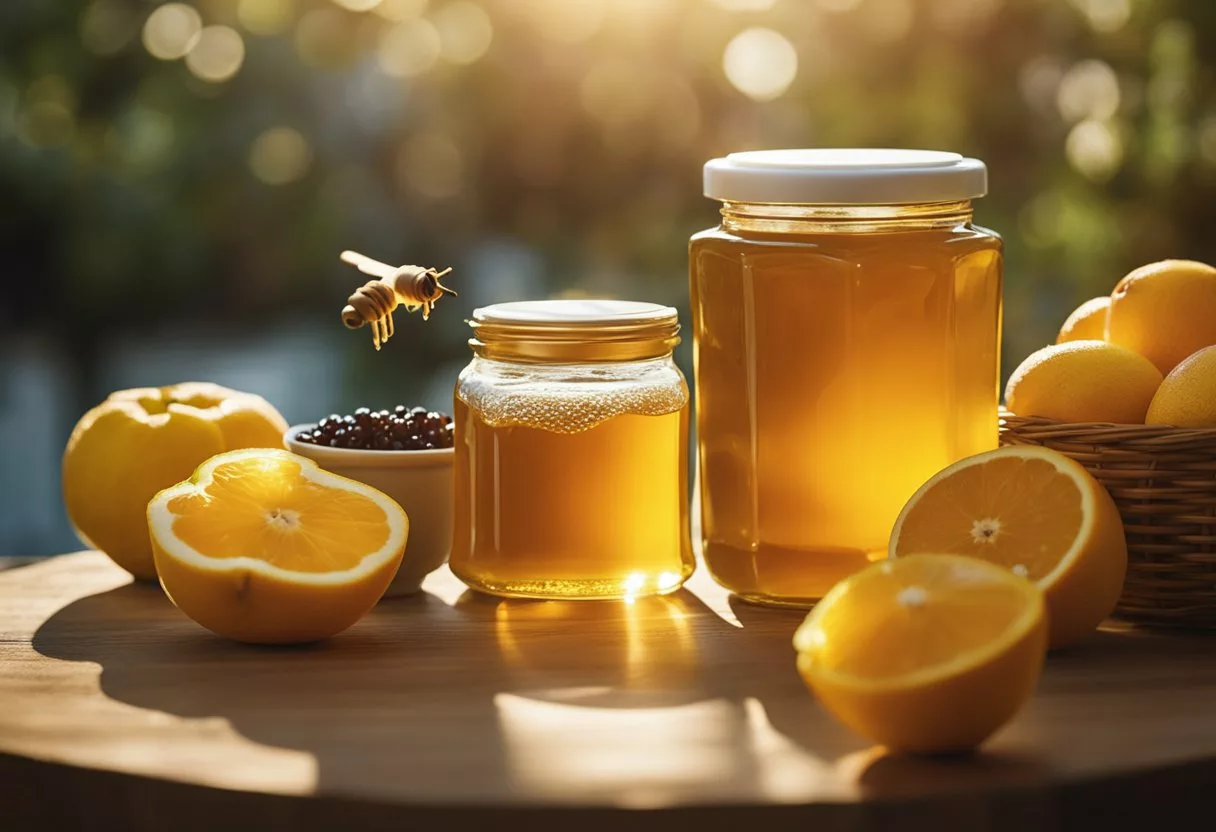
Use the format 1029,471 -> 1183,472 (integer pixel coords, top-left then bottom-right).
284,424 -> 453,598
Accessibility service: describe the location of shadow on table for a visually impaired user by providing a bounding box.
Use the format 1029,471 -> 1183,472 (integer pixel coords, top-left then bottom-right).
36,567 -> 1139,806
30,575 -> 874,806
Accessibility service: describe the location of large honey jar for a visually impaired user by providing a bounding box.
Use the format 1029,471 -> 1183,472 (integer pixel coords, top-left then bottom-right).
689,149 -> 1003,606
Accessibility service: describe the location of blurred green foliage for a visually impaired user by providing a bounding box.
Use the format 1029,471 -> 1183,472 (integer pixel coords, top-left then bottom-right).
4,0 -> 1216,384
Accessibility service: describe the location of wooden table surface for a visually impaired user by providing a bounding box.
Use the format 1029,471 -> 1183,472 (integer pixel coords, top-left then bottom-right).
1,552 -> 1215,831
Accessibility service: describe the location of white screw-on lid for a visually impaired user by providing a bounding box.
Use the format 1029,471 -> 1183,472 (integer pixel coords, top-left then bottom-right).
703,148 -> 988,205
473,299 -> 676,325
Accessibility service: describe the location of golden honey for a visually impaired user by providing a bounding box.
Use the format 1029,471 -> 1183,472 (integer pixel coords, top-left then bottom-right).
450,301 -> 695,599
691,150 -> 1003,606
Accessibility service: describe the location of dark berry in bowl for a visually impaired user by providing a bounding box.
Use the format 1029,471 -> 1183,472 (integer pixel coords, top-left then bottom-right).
292,406 -> 455,451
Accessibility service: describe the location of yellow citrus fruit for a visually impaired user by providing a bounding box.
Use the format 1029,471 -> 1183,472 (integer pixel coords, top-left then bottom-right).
1145,345 -> 1216,428
1004,340 -> 1163,424
148,449 -> 407,644
793,553 -> 1046,754
1056,296 -> 1110,343
890,446 -> 1128,648
63,383 -> 290,580
165,381 -> 290,449
1107,259 -> 1216,374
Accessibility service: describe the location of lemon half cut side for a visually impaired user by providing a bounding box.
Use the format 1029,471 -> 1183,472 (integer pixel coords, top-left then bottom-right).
148,448 -> 408,644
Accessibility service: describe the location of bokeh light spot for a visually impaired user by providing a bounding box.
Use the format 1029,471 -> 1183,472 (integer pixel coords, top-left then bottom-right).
1056,59 -> 1120,122
931,0 -> 1002,35
296,9 -> 360,69
1152,19 -> 1195,65
26,75 -> 76,110
654,75 -> 702,151
523,0 -> 604,44
0,82 -> 17,139
1019,191 -> 1067,249
396,132 -> 463,198
1019,56 -> 1064,114
862,0 -> 914,42
108,106 -> 176,171
142,3 -> 202,61
434,2 -> 494,65
238,0 -> 295,36
375,0 -> 429,22
1069,0 -> 1131,34
818,0 -> 863,11
17,78 -> 77,149
185,26 -> 246,83
581,61 -> 655,127
333,0 -> 382,11
80,1 -> 138,56
603,0 -> 680,43
710,0 -> 778,10
378,19 -> 442,77
1066,118 -> 1123,181
1198,117 -> 1216,167
250,127 -> 313,185
723,28 -> 798,101
17,102 -> 75,149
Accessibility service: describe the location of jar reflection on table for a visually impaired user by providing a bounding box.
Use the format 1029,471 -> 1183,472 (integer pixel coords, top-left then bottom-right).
451,300 -> 696,601
690,150 -> 1003,606
486,594 -> 701,703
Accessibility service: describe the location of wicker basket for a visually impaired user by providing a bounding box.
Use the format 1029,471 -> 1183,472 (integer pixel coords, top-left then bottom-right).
999,412 -> 1216,628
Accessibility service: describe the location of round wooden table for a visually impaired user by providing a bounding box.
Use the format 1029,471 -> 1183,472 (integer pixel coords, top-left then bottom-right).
1,553 -> 1214,831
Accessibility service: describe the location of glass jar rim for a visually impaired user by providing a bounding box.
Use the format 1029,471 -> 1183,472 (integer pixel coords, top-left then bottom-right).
469,299 -> 680,363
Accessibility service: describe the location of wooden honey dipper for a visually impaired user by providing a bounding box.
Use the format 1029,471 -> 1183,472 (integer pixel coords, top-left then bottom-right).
339,250 -> 457,351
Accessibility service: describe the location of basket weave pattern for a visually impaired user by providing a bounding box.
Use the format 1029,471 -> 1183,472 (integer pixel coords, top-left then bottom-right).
999,413 -> 1216,628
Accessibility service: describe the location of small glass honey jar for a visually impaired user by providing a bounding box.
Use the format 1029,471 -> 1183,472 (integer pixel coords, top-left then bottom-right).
450,299 -> 694,600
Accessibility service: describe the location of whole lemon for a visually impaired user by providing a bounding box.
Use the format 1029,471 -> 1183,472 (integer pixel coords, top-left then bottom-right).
1107,259 -> 1216,374
1145,345 -> 1216,428
1056,296 -> 1110,343
1005,340 -> 1163,424
62,383 -> 289,580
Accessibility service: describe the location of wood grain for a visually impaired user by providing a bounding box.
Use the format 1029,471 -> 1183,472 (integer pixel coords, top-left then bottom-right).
1,552 -> 1214,831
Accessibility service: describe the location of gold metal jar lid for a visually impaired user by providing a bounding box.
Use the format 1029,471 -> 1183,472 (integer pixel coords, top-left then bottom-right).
469,299 -> 680,363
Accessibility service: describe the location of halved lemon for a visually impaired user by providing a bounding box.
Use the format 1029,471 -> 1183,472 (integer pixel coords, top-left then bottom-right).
148,449 -> 407,644
794,553 -> 1047,754
889,445 -> 1127,648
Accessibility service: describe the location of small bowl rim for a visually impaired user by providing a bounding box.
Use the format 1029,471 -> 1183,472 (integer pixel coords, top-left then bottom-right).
285,423 -> 454,467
